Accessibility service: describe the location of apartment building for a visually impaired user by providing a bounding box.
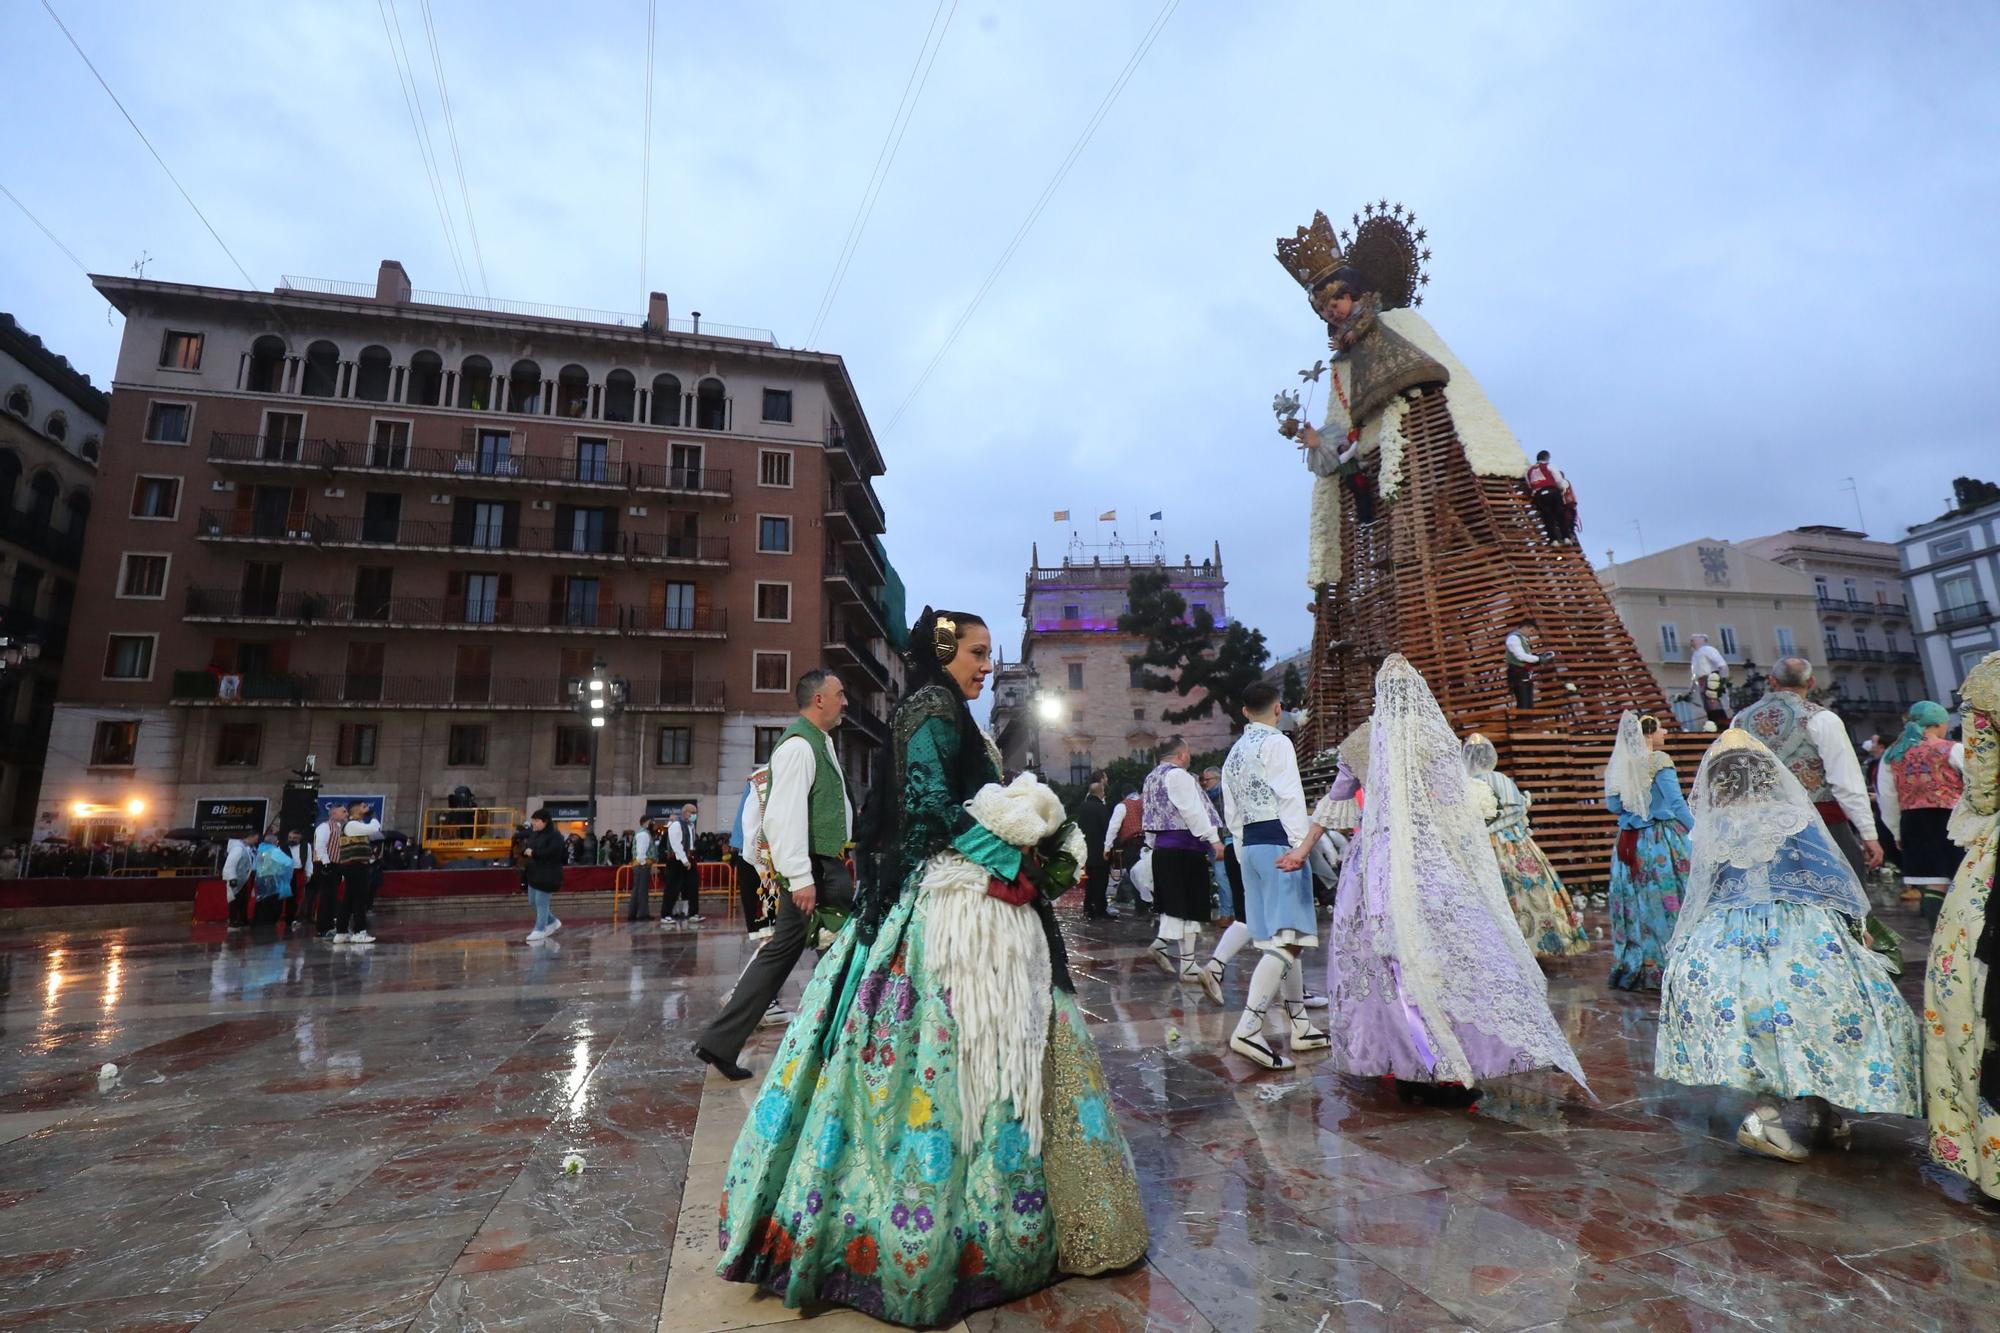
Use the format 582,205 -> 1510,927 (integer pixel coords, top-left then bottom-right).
42,262 -> 894,840
1899,480 -> 2000,704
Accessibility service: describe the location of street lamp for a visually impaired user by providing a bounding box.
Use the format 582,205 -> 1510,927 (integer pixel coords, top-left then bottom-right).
568,660 -> 628,844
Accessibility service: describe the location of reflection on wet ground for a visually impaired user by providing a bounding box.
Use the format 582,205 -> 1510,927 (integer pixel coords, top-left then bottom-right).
0,897 -> 1991,1330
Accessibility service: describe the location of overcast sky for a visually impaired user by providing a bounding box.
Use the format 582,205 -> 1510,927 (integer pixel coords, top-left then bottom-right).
5,1 -> 1996,693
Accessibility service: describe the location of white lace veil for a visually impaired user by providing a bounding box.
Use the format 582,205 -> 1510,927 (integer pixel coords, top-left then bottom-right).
1604,711 -> 1658,815
1361,656 -> 1588,1090
1338,720 -> 1373,787
1670,730 -> 1871,949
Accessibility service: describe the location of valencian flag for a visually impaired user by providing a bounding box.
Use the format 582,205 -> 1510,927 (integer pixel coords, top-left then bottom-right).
1099,509 -> 1116,522
1053,509 -> 1070,522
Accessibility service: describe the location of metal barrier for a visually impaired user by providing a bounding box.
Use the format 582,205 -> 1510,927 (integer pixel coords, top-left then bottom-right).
608,861 -> 740,924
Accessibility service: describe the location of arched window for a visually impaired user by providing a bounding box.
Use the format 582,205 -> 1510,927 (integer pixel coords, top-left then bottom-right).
64,490 -> 90,541
458,355 -> 493,410
649,374 -> 682,426
43,413 -> 67,442
556,364 -> 590,419
408,350 -> 444,406
81,437 -> 100,464
695,377 -> 726,431
247,335 -> 287,393
603,369 -> 636,423
354,345 -> 393,402
27,472 -> 59,529
301,340 -> 340,397
2,387 -> 27,418
508,359 -> 542,415
0,449 -> 21,510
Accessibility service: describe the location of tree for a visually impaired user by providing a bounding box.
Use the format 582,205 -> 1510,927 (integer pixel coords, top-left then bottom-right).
1280,662 -> 1306,711
1952,477 -> 2000,515
1118,570 -> 1271,728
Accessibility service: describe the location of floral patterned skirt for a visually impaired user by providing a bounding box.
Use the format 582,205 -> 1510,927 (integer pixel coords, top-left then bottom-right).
1491,827 -> 1588,958
1608,822 -> 1688,991
1656,902 -> 1922,1115
716,881 -> 1146,1328
1923,832 -> 2000,1198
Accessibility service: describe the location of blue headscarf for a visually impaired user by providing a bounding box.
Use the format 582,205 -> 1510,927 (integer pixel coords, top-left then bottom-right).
1884,700 -> 1950,764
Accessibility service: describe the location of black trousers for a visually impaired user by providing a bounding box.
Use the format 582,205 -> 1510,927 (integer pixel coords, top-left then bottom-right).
625,863 -> 653,920
1083,854 -> 1109,917
734,857 -> 762,929
227,883 -> 251,926
661,861 -> 696,917
1531,489 -> 1573,541
697,856 -> 853,1065
1508,663 -> 1535,709
335,861 -> 374,933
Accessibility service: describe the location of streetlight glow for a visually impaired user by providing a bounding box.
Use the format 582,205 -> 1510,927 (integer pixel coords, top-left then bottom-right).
1036,696 -> 1064,722
590,715 -> 607,728
126,798 -> 146,816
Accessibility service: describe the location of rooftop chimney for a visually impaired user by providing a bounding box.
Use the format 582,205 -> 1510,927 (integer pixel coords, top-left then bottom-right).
375,260 -> 412,304
646,291 -> 668,332
690,311 -> 701,335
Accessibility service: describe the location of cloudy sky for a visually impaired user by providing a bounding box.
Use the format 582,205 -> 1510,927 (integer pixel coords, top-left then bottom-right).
5,0 -> 1996,689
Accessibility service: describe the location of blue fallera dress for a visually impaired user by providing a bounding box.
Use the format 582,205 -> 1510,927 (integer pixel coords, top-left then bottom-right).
1606,763 -> 1692,992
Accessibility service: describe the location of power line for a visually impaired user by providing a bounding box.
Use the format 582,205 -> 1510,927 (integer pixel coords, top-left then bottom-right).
0,183 -> 89,273
39,0 -> 258,289
377,0 -> 472,294
419,0 -> 489,297
639,0 -> 658,300
884,0 -> 1178,433
804,0 -> 958,350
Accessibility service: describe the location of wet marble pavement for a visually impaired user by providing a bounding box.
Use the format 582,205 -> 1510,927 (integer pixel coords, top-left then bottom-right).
0,897 -> 1992,1331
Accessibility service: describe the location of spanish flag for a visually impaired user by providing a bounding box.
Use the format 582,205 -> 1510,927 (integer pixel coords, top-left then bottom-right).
1098,509 -> 1116,522
1052,509 -> 1069,522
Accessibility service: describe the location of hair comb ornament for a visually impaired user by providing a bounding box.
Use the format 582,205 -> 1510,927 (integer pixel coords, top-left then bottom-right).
933,615 -> 959,665
1711,728 -> 1763,755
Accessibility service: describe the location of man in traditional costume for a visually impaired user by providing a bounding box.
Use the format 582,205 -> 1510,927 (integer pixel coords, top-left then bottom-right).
1142,736 -> 1223,981
1504,619 -> 1554,710
694,669 -> 852,1081
1688,633 -> 1730,729
1214,682 -> 1329,1070
1875,699 -> 1966,924
1732,658 -> 1882,877
1923,651 -> 2000,1201
1523,450 -> 1578,542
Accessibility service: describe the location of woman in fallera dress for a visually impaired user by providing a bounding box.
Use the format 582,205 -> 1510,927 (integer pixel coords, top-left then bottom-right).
715,608 -> 1147,1327
1604,712 -> 1693,992
1462,733 -> 1589,959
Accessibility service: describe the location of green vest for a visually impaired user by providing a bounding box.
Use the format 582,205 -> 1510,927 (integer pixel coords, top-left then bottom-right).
778,717 -> 849,859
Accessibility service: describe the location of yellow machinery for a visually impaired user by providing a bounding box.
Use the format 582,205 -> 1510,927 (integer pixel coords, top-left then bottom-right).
420,806 -> 522,866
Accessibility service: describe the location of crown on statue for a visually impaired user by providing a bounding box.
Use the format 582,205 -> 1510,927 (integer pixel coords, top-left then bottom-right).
1275,210 -> 1346,291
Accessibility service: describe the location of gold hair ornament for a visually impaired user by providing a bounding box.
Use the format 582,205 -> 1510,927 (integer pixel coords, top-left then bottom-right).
933,615 -> 959,665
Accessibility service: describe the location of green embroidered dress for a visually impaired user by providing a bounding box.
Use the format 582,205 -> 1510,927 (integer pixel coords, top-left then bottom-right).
716,684 -> 1146,1327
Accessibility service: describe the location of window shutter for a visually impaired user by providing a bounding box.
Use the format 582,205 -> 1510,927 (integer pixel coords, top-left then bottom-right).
648,579 -> 666,626
694,583 -> 711,630
450,498 -> 474,546
548,574 -> 565,627
502,500 -> 520,549
287,487 -> 307,531
460,426 -> 477,455
233,485 -> 254,531
213,637 -> 239,671
271,641 -> 291,674
496,572 -> 513,624
446,571 -> 465,601
560,434 -> 576,467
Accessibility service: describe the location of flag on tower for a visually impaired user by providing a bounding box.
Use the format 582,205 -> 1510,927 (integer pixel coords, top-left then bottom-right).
1149,510 -> 1163,521
1098,509 -> 1116,522
1052,509 -> 1069,522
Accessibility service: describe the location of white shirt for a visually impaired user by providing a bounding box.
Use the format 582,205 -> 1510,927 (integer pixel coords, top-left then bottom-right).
1104,797 -> 1138,855
1688,643 -> 1727,683
739,775 -> 767,864
343,817 -> 383,843
633,827 -> 653,862
1146,766 -> 1218,846
1220,727 -> 1310,847
312,820 -> 337,867
1805,709 -> 1876,834
222,839 -> 256,895
289,839 -> 314,877
1874,742 -> 1967,840
1504,632 -> 1541,666
766,727 -> 853,888
666,819 -> 691,867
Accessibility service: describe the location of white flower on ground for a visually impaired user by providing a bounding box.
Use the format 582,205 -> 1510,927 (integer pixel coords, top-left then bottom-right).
561,1152 -> 586,1175
97,1062 -> 119,1083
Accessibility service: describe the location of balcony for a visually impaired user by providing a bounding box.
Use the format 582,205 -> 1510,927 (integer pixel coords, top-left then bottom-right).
0,605 -> 68,659
194,509 -> 728,567
842,700 -> 889,746
207,431 -> 734,500
169,668 -> 726,709
1936,600 -> 1992,631
644,679 -> 726,711
1816,592 -> 1908,617
182,587 -> 727,638
1824,646 -> 1922,664
823,540 -> 892,635
825,625 -> 893,691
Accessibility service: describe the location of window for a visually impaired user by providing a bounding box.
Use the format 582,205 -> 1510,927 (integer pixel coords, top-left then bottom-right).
662,580 -> 696,631
336,722 -> 378,767
1842,577 -> 1858,602
1824,624 -> 1840,650
1718,625 -> 1738,657
1939,572 -> 1978,610
3,387 -> 27,417
1932,534 -> 1972,559
656,726 -> 692,766
753,651 -> 790,692
368,420 -> 410,469
103,634 -> 155,680
216,722 -> 262,767
574,437 -> 609,483
354,566 -> 394,620
1134,708 -> 1146,721
758,515 -> 792,554
453,645 -> 492,702
1129,662 -> 1145,688
694,377 -> 726,431
1063,604 -> 1081,620
362,492 -> 402,543
554,724 -> 593,766
132,475 -> 184,519
755,582 -> 791,622
759,449 -> 793,487
669,442 -> 703,489
563,577 -> 601,626
1854,627 -> 1870,651
1659,623 -> 1680,658
159,329 -> 203,370
1873,579 -> 1889,605
463,572 -> 500,624
447,724 -> 488,766
1068,754 -> 1092,787
144,401 -> 191,444
1067,663 -> 1084,689
650,374 -> 682,427
91,720 -> 138,766
344,642 -> 385,702
753,726 -> 785,765
1864,677 -> 1880,701
1776,626 -> 1796,657
354,346 -> 393,402
761,388 -> 793,423
470,502 -> 508,548
475,429 -> 513,475
563,507 -> 611,553
240,561 -> 283,617
44,414 -> 67,442
118,554 -> 169,599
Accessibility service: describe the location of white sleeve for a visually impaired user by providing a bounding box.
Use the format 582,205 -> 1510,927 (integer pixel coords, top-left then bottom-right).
1310,789 -> 1340,830
765,737 -> 816,886
1875,760 -> 1901,841
313,823 -> 332,864
668,821 -> 690,865
741,788 -> 764,864
1267,733 -> 1310,845
1102,809 -> 1124,855
1164,768 -> 1218,842
1221,773 -> 1243,848
1952,742 -> 1967,773
1810,712 -> 1875,834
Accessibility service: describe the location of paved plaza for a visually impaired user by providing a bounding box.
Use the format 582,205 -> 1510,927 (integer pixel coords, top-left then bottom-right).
0,897 -> 1994,1331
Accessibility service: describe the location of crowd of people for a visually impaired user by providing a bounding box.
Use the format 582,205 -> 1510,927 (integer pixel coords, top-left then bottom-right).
0,838 -> 215,879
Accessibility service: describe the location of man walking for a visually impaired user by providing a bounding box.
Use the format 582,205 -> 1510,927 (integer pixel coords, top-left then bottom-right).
1688,633 -> 1730,728
625,820 -> 655,922
1143,736 -> 1225,981
311,803 -> 346,938
222,828 -> 261,930
1076,770 -> 1115,920
331,801 -> 382,944
659,803 -> 703,927
694,669 -> 853,1080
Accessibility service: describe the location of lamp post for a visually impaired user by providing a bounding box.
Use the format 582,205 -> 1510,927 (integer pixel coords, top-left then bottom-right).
568,660 -> 628,847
